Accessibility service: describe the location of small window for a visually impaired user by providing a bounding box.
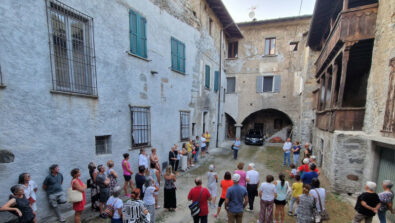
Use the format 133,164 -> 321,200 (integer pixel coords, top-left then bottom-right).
171,37 -> 186,73
209,18 -> 213,36
265,38 -> 276,55
263,76 -> 274,92
290,42 -> 298,51
205,65 -> 210,89
227,77 -> 235,93
46,0 -> 97,95
180,111 -> 190,141
95,135 -> 111,154
129,9 -> 147,58
228,42 -> 238,58
131,106 -> 151,148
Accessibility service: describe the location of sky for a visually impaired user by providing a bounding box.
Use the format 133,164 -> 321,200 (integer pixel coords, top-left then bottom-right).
222,0 -> 316,23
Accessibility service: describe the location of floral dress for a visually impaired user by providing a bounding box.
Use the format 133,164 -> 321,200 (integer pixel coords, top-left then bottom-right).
107,168 -> 118,194
296,194 -> 315,223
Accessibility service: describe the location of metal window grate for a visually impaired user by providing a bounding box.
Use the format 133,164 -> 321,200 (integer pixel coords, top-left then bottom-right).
180,111 -> 190,141
46,0 -> 97,96
131,106 -> 151,148
95,135 -> 111,154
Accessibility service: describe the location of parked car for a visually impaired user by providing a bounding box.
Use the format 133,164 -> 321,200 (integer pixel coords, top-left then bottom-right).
245,129 -> 264,145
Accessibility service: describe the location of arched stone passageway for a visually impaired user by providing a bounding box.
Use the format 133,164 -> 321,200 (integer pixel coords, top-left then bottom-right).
241,109 -> 293,140
225,113 -> 236,139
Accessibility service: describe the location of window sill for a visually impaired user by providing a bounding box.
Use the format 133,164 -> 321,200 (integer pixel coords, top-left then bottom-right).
226,57 -> 238,60
126,51 -> 151,62
130,144 -> 151,150
225,92 -> 236,94
50,90 -> 98,99
262,55 -> 278,57
170,68 -> 186,75
0,84 -> 6,89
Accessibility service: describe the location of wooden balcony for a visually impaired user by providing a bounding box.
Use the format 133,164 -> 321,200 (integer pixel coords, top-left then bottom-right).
316,107 -> 365,132
315,4 -> 378,73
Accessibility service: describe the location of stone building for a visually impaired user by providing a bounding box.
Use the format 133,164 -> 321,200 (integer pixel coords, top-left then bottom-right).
307,0 -> 395,210
0,0 -> 241,221
223,16 -> 312,142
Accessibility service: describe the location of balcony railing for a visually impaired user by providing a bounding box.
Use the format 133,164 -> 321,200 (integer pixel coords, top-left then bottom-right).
316,107 -> 365,132
315,4 -> 378,73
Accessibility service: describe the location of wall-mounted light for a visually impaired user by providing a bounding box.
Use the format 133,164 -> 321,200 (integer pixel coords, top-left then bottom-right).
151,70 -> 158,75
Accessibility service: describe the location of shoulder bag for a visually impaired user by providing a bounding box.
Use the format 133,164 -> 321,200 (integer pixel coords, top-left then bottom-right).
314,189 -> 330,222
188,188 -> 203,217
104,198 -> 119,218
67,180 -> 83,203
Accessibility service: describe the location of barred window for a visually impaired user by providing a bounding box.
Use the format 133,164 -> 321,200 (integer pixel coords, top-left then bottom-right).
131,106 -> 150,148
95,135 -> 111,154
46,0 -> 97,96
180,111 -> 190,141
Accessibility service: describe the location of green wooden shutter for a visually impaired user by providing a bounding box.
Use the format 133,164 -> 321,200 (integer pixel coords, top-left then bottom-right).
205,65 -> 210,88
178,42 -> 185,73
140,17 -> 147,58
214,71 -> 219,92
129,10 -> 138,54
171,38 -> 177,70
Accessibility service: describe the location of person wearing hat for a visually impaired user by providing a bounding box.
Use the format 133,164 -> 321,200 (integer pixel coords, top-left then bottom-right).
297,158 -> 310,178
246,163 -> 260,211
225,174 -> 248,223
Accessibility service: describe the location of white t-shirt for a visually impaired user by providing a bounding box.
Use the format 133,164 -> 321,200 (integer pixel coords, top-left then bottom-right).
106,196 -> 123,219
143,185 -> 156,206
283,142 -> 292,153
139,154 -> 148,168
291,169 -> 297,176
309,188 -> 326,212
259,182 -> 277,201
23,180 -> 38,211
200,137 -> 206,147
246,170 -> 260,184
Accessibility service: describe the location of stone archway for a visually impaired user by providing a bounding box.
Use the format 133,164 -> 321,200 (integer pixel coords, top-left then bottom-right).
240,108 -> 293,140
225,113 -> 236,139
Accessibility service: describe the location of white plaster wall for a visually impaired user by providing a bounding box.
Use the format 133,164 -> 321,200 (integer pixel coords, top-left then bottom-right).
0,0 -> 223,220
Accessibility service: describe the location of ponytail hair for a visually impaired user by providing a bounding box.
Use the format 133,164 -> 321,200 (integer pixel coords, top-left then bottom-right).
279,173 -> 285,187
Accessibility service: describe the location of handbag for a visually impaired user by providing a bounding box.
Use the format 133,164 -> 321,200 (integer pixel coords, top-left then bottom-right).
67,188 -> 83,203
103,198 -> 119,218
188,188 -> 203,217
231,144 -> 234,150
314,189 -> 330,221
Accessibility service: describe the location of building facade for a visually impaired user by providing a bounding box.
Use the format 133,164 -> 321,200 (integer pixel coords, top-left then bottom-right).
308,0 -> 395,213
0,0 -> 240,221
223,16 -> 312,142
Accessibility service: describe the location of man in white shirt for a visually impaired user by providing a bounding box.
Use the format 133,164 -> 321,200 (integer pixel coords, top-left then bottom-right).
200,135 -> 207,157
246,163 -> 260,211
138,149 -> 149,170
282,138 -> 292,167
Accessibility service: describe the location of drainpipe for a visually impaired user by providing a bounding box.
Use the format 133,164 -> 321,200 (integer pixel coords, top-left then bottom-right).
216,29 -> 223,148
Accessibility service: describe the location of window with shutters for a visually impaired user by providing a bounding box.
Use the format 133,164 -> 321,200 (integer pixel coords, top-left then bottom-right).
256,75 -> 281,93
95,135 -> 112,154
171,37 -> 186,73
227,77 -> 235,93
180,111 -> 190,141
265,38 -> 276,55
129,9 -> 147,59
228,42 -> 238,58
46,0 -> 97,96
214,71 -> 219,92
205,65 -> 210,89
130,106 -> 150,148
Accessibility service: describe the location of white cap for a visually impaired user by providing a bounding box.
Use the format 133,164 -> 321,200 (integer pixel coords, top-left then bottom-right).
232,173 -> 240,182
209,164 -> 214,171
311,155 -> 316,160
303,158 -> 310,164
248,163 -> 255,168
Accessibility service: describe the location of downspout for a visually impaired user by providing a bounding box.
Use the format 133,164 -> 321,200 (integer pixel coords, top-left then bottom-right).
216,29 -> 223,148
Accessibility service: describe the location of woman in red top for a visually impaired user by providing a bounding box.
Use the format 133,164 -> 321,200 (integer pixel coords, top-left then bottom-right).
71,168 -> 86,223
214,171 -> 233,218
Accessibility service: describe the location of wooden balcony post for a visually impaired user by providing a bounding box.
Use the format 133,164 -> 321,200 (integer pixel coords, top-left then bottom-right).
330,63 -> 338,108
323,69 -> 329,109
343,0 -> 349,10
337,45 -> 351,107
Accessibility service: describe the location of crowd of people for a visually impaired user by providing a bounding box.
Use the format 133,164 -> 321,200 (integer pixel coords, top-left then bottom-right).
0,133 -> 393,223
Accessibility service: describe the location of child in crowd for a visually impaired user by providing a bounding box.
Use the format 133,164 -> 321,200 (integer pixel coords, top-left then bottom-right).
288,175 -> 303,216
286,164 -> 297,179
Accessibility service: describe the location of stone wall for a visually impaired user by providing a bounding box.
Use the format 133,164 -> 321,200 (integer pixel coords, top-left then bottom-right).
0,0 -> 227,220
